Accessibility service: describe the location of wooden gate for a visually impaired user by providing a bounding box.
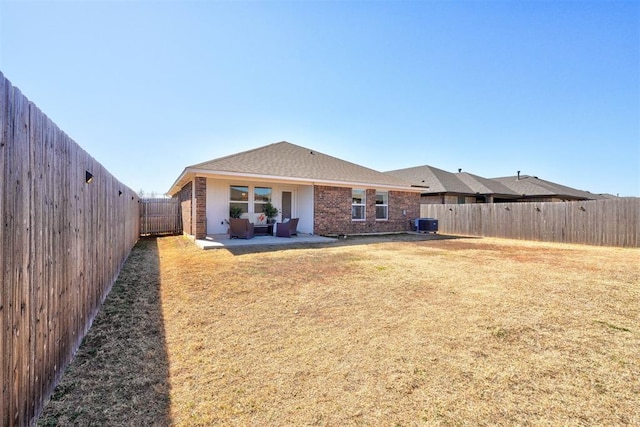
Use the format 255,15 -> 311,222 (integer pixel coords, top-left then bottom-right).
139,198 -> 182,235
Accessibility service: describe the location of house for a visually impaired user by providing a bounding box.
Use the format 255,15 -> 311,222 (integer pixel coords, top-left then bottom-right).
167,141 -> 423,239
386,165 -> 520,203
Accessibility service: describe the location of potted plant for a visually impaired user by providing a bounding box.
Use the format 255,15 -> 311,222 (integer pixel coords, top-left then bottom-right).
229,206 -> 243,219
262,202 -> 279,224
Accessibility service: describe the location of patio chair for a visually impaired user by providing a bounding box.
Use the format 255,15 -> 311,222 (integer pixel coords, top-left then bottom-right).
276,218 -> 299,238
229,218 -> 255,239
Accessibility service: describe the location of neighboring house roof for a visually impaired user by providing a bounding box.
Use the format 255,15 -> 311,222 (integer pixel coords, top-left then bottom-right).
386,166 -> 599,200
168,141 -> 418,195
456,172 -> 520,198
491,175 -> 600,200
385,165 -> 475,194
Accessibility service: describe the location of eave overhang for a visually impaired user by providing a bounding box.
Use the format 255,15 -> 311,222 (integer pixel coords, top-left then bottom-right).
167,168 -> 422,196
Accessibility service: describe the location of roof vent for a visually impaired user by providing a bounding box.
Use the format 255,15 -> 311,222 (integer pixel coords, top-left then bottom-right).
458,168 -> 462,173
517,170 -> 521,180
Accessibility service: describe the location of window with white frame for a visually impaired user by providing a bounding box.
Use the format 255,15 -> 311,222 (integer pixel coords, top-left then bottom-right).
254,187 -> 272,214
352,189 -> 366,220
376,191 -> 388,220
230,185 -> 249,214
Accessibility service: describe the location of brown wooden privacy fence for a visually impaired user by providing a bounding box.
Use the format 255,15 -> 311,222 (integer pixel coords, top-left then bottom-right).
139,198 -> 181,235
1,72 -> 140,426
420,198 -> 639,247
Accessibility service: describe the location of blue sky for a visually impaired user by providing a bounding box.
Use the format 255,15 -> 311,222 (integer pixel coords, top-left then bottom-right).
1,0 -> 638,196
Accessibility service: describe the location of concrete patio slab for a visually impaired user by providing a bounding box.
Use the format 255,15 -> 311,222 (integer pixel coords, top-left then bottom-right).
194,233 -> 337,249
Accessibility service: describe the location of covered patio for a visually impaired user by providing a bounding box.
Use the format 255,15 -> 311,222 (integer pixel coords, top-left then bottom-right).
194,233 -> 336,250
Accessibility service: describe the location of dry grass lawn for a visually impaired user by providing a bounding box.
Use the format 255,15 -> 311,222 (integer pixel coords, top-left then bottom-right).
39,234 -> 639,426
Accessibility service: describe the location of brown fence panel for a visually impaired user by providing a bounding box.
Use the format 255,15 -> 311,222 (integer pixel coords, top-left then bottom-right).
139,198 -> 181,235
1,72 -> 140,426
421,198 -> 639,248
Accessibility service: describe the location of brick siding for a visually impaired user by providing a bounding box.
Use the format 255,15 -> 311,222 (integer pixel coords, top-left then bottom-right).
314,185 -> 420,235
173,178 -> 207,239
314,186 -> 352,235
193,177 -> 207,239
175,181 -> 192,235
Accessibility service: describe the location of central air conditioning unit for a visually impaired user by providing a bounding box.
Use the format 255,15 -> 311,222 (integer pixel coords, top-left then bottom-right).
414,218 -> 438,233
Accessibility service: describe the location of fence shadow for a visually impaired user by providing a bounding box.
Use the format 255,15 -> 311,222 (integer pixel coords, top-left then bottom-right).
37,238 -> 172,426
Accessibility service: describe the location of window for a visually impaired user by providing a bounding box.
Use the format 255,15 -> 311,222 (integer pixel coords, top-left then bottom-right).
352,189 -> 366,220
230,185 -> 249,214
254,187 -> 272,214
457,196 -> 466,204
376,191 -> 388,220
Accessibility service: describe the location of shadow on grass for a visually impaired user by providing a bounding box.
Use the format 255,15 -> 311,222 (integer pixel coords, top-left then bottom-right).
37,237 -> 171,426
225,232 -> 472,256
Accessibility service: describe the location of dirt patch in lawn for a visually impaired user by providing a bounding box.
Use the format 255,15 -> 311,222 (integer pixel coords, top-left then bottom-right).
39,235 -> 639,426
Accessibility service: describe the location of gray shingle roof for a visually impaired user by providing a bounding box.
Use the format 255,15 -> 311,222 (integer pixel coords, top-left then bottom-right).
169,141 -> 602,200
387,166 -> 599,200
492,175 -> 598,199
186,141 -> 411,187
385,165 -> 475,194
457,172 -> 520,196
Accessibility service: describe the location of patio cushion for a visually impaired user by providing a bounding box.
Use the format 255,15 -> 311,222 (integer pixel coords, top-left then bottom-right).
254,213 -> 267,225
